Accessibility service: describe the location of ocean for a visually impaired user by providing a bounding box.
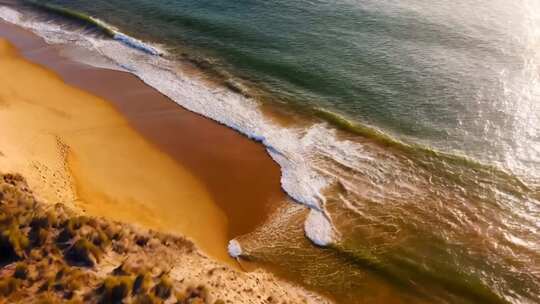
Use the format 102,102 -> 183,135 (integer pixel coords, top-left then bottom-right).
0,0 -> 538,303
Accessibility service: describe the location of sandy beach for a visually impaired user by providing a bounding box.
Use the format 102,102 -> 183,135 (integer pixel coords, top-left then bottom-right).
0,20 -> 286,266
2,1 -> 538,303
0,172 -> 329,303
0,17 -> 333,303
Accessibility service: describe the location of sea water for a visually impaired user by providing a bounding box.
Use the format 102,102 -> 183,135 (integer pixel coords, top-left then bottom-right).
1,0 -> 538,303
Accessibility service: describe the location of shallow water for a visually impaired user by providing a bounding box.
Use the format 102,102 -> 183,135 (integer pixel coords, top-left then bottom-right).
2,0 -> 539,303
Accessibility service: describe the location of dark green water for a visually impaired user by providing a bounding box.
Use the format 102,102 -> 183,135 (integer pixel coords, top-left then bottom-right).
22,0 -> 540,178
3,0 -> 539,303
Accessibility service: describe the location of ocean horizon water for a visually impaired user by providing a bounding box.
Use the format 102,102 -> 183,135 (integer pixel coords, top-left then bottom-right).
1,0 -> 538,303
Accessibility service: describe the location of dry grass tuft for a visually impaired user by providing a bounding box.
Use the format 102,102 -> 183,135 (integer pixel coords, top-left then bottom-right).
0,173 -> 216,304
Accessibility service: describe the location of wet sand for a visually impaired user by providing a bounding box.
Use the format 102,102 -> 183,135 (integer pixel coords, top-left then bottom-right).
0,21 -> 286,264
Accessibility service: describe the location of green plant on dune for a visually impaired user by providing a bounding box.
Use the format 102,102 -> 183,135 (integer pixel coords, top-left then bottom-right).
56,226 -> 76,246
66,217 -> 86,231
132,273 -> 152,295
30,214 -> 52,231
98,275 -> 135,304
135,235 -> 149,247
39,278 -> 55,293
65,238 -> 102,267
92,229 -> 110,247
175,285 -> 208,304
0,174 -> 227,303
133,293 -> 162,304
104,223 -> 124,241
0,277 -> 20,297
31,227 -> 50,247
0,223 -> 29,263
35,293 -> 64,304
14,262 -> 29,279
29,214 -> 52,247
153,274 -> 173,300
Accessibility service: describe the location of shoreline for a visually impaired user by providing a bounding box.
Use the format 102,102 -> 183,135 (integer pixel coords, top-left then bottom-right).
4,4 -> 537,303
0,3 -> 537,304
0,20 -> 288,267
0,172 -> 331,303
0,21 -> 287,263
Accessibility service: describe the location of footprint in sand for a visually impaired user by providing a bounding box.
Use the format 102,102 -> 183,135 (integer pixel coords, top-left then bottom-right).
30,159 -> 76,207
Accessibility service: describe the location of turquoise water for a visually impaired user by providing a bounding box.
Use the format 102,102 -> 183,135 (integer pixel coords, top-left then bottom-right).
5,0 -> 540,303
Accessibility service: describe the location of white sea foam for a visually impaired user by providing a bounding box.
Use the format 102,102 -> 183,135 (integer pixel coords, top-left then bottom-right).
304,209 -> 335,246
0,5 -> 342,248
227,239 -> 243,258
112,32 -> 163,56
85,16 -> 164,56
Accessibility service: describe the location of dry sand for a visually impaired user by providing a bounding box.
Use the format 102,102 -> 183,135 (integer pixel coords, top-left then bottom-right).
0,173 -> 330,303
0,20 -> 333,303
0,15 -> 288,265
0,38 -> 233,263
0,21 -> 286,243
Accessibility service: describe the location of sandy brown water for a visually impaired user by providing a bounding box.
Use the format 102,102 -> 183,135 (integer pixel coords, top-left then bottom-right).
0,21 -> 286,265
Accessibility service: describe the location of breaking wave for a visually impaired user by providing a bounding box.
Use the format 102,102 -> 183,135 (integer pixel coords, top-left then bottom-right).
0,4 -> 336,245
1,3 -> 538,303
25,1 -> 163,56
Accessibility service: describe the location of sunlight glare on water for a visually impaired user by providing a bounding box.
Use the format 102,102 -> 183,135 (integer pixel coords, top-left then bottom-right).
5,0 -> 540,302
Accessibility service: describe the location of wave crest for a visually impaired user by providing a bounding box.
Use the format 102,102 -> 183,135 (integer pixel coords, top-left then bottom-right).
25,1 -> 163,56
2,5 -> 539,302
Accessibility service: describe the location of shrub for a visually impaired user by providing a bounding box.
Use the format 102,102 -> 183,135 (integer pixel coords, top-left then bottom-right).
56,226 -> 76,246
0,277 -> 20,297
176,285 -> 208,304
39,278 -> 54,292
63,269 -> 85,291
134,235 -> 149,247
0,212 -> 11,227
0,225 -> 29,263
104,224 -> 123,241
132,273 -> 151,295
35,293 -> 62,304
30,227 -> 49,247
133,293 -> 161,304
65,239 -> 101,267
153,275 -> 173,299
99,276 -> 134,304
30,216 -> 51,230
14,262 -> 28,279
92,229 -> 109,248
